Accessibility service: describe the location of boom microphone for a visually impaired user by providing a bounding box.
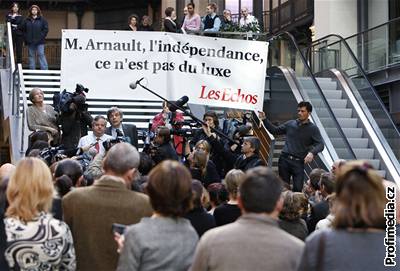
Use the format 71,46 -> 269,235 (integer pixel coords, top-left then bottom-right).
129,77 -> 145,90
168,96 -> 189,112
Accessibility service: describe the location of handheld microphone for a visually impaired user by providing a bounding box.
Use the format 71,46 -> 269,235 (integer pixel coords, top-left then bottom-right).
129,77 -> 145,90
168,96 -> 189,112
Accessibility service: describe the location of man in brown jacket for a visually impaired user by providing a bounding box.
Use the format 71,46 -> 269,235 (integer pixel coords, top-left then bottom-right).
63,143 -> 153,271
190,167 -> 304,271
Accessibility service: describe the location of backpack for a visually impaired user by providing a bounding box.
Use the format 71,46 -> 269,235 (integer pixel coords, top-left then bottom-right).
53,89 -> 74,113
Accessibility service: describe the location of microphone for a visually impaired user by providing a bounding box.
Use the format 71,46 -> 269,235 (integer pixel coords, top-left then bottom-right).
129,77 -> 145,90
168,96 -> 189,112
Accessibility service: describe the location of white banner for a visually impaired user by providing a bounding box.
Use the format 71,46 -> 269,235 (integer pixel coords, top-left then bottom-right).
61,30 -> 268,111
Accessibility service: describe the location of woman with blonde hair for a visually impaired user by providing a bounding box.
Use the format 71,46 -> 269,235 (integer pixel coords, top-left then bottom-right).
4,157 -> 76,270
298,161 -> 398,271
213,169 -> 245,226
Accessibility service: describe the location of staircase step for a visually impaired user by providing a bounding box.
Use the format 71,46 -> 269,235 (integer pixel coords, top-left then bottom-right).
334,148 -> 355,160
353,148 -> 375,159
311,98 -> 347,109
308,89 -> 343,99
330,138 -> 369,148
326,127 -> 363,138
320,118 -> 358,128
317,108 -> 353,118
366,159 -> 381,170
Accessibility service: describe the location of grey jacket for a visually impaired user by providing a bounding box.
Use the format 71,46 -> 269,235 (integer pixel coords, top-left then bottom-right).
190,213 -> 304,271
117,216 -> 198,271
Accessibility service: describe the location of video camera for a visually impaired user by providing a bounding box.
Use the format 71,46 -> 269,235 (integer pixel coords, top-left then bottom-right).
39,146 -> 67,165
102,136 -> 128,151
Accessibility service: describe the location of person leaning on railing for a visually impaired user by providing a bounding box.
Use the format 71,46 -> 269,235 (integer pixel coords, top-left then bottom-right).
5,2 -> 24,64
26,87 -> 59,145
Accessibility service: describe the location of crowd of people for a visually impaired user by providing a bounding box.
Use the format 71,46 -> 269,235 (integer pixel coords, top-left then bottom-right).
0,85 -> 399,270
2,2 -> 399,270
163,3 -> 260,34
6,2 -> 260,70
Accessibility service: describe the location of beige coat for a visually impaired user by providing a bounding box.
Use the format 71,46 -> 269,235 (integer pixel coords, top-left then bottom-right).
62,175 -> 153,271
190,213 -> 304,271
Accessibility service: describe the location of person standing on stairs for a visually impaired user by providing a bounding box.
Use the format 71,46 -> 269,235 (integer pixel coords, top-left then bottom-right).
259,101 -> 324,192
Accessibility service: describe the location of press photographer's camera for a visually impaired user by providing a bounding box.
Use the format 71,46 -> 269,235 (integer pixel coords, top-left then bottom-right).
40,146 -> 67,165
102,136 -> 128,151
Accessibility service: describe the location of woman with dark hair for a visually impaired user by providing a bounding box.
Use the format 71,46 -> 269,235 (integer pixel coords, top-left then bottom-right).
5,2 -> 23,64
26,88 -> 59,145
164,7 -> 178,32
127,14 -> 139,31
278,191 -> 308,241
298,161 -> 399,271
20,4 -> 48,69
52,159 -> 84,220
117,161 -> 198,270
207,182 -> 228,215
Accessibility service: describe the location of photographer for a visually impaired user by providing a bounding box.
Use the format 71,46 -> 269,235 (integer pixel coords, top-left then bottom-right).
151,126 -> 179,165
190,111 -> 226,178
152,101 -> 184,155
58,84 -> 93,149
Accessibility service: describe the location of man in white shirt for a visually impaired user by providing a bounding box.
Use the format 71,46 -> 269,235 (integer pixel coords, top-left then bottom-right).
77,115 -> 112,155
239,7 -> 258,27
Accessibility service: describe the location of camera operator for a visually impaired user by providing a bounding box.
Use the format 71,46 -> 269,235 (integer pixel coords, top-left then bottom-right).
59,85 -> 93,149
105,107 -> 138,148
233,136 -> 265,171
190,111 -> 226,178
151,126 -> 179,165
77,115 -> 113,156
151,101 -> 184,155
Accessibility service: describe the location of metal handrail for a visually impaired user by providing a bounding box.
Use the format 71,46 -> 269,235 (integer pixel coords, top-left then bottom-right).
344,16 -> 400,41
266,31 -> 357,159
304,34 -> 400,139
6,22 -> 15,73
18,63 -> 28,156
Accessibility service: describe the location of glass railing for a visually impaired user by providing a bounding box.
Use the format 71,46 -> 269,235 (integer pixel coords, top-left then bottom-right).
267,33 -> 356,162
304,34 -> 400,171
344,17 -> 400,73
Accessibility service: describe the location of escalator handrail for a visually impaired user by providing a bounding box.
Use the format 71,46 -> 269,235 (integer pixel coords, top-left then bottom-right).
304,33 -> 400,139
266,31 -> 357,159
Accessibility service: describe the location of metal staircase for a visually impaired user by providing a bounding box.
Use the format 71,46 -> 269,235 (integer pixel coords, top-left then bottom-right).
267,32 -> 400,183
300,76 -> 385,176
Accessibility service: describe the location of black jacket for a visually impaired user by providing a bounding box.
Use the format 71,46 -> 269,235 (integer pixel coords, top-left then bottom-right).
184,207 -> 216,237
153,142 -> 179,164
21,16 -> 48,45
5,13 -> 24,36
163,18 -> 178,33
234,154 -> 265,172
105,124 -> 138,149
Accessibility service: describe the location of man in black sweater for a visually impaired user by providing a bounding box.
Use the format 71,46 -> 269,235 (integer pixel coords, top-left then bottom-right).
234,137 -> 265,171
259,101 -> 324,192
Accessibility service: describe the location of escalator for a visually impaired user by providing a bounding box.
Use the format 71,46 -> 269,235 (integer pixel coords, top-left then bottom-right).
266,32 -> 400,183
